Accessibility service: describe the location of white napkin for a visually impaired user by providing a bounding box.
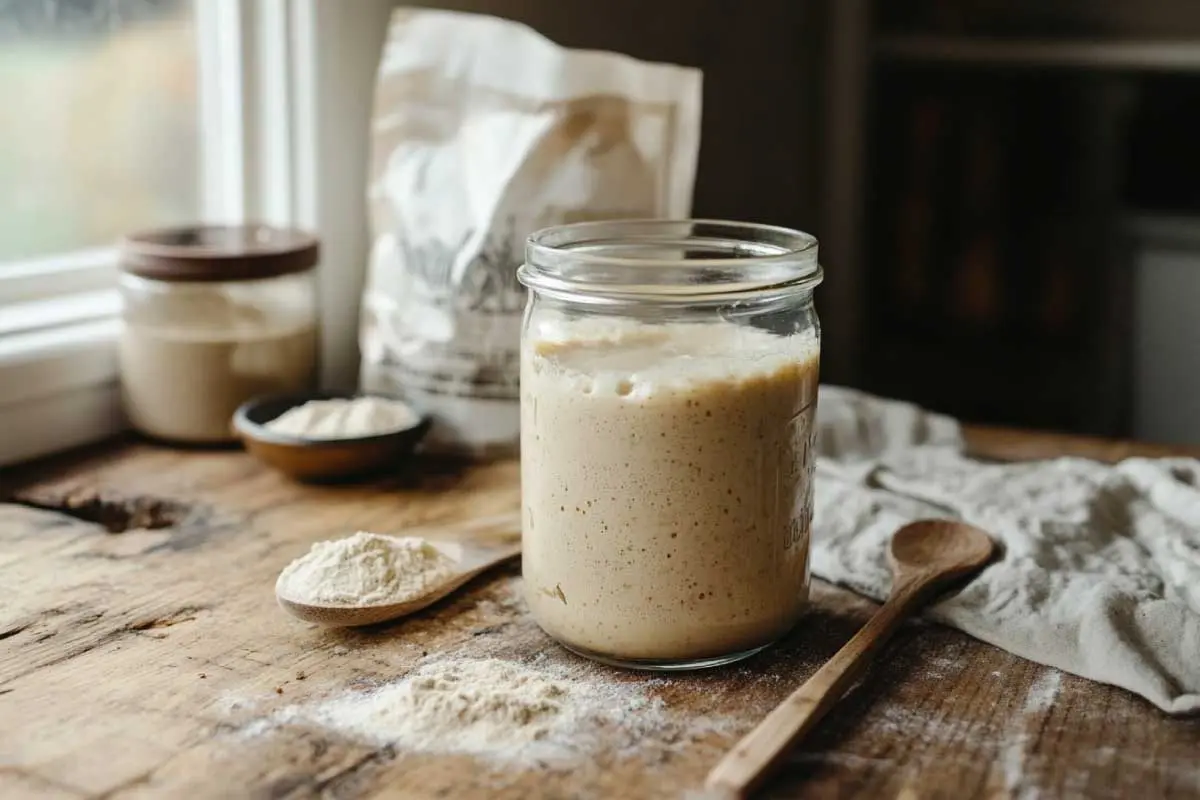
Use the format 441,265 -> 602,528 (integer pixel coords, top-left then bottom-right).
813,385 -> 1200,714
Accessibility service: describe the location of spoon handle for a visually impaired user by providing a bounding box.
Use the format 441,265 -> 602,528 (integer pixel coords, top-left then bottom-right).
704,572 -> 936,798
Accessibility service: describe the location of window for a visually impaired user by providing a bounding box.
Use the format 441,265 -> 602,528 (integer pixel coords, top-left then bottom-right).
0,0 -> 394,466
0,0 -> 199,264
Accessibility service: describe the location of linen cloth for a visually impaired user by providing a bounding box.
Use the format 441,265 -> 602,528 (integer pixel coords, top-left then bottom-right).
813,385 -> 1200,714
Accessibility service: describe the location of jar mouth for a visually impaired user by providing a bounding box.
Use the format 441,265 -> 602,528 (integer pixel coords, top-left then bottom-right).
521,219 -> 822,302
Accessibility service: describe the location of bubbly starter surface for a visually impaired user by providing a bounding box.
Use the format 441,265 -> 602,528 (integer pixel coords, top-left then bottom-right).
521,318 -> 819,662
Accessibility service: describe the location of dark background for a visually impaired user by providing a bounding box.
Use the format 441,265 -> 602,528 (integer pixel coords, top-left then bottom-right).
416,0 -> 1200,442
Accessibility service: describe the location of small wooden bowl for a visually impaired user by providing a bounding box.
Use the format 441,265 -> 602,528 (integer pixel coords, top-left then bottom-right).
233,392 -> 431,482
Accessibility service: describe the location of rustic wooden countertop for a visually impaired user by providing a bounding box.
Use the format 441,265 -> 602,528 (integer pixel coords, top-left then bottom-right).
2,426 -> 1198,799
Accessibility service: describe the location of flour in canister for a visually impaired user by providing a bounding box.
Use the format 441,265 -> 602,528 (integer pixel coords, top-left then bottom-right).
264,397 -> 418,439
276,532 -> 454,606
121,286 -> 317,443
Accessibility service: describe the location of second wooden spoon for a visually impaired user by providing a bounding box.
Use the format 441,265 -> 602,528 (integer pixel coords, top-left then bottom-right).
705,519 -> 997,798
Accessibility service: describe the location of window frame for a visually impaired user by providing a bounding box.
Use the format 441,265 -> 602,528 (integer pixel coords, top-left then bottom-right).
0,0 -> 392,466
0,248 -> 118,306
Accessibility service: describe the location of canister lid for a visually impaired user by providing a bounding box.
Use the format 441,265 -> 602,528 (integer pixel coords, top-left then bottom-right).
119,224 -> 319,282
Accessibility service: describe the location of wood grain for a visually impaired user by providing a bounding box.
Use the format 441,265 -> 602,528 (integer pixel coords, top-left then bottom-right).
963,422 -> 1200,463
1,431 -> 1198,799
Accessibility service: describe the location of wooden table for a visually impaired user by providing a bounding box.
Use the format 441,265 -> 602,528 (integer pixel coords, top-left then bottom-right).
2,426 -> 1198,799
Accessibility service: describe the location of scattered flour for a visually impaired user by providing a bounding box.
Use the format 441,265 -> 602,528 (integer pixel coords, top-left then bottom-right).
1001,739 -> 1037,800
789,752 -> 894,769
276,532 -> 454,606
255,655 -> 732,766
875,704 -> 986,747
265,396 -> 418,439
1023,670 -> 1062,714
1001,670 -> 1063,800
865,667 -> 1065,799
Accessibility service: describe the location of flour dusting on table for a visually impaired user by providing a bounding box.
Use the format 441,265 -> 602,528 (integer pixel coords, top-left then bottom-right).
251,654 -> 734,766
1001,670 -> 1064,798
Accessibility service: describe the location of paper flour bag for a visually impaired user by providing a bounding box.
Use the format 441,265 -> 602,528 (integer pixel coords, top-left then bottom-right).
359,8 -> 702,457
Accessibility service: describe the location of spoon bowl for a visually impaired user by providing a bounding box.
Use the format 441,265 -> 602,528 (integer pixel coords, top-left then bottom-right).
276,512 -> 522,627
890,519 -> 996,578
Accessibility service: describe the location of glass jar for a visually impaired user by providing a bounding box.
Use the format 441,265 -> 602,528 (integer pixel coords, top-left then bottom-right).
518,219 -> 823,670
118,225 -> 320,444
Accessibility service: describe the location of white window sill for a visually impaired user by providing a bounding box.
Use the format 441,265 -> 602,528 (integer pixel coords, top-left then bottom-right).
0,381 -> 123,468
0,248 -> 117,305
0,294 -> 124,468
0,289 -> 119,339
0,305 -> 119,405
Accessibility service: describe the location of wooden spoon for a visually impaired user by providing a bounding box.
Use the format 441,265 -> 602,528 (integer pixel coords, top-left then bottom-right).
275,511 -> 522,627
705,519 -> 996,798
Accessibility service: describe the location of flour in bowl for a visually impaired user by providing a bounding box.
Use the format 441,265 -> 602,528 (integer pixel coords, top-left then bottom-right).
264,396 -> 418,439
276,532 -> 454,606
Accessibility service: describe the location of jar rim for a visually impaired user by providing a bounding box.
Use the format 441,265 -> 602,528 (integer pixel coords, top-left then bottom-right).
521,219 -> 821,302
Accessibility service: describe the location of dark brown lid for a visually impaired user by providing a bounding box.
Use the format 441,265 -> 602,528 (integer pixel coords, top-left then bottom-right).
119,224 -> 320,282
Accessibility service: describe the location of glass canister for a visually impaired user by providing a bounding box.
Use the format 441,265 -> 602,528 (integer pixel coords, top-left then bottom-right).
518,219 -> 823,669
118,225 -> 320,444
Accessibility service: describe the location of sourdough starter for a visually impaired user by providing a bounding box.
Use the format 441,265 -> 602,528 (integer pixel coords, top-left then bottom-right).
521,318 -> 819,663
120,290 -> 316,443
